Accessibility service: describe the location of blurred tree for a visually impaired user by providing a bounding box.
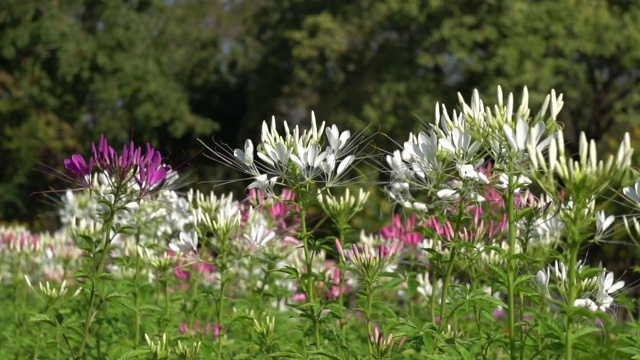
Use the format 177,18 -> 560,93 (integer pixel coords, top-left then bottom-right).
241,0 -> 640,151
3,0 -> 640,228
0,0 -> 250,225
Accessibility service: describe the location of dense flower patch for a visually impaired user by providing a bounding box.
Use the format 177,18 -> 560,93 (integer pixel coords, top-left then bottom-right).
3,87 -> 640,359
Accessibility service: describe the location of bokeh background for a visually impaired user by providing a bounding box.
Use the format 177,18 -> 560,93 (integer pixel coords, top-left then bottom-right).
2,0 -> 640,251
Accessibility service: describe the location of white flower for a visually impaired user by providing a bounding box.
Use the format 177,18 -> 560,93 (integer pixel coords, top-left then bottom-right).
503,118 -> 553,154
595,211 -> 615,241
403,131 -> 441,176
386,150 -> 413,182
233,139 -> 255,167
438,127 -> 480,160
169,230 -> 198,254
320,153 -> 355,185
290,144 -> 327,179
457,164 -> 488,183
416,272 -> 446,303
593,270 -> 624,311
623,182 -> 640,206
437,188 -> 459,200
548,89 -> 564,120
326,124 -> 351,151
248,174 -> 277,193
244,222 -> 276,248
551,260 -> 568,283
536,269 -> 550,298
528,211 -> 564,247
416,272 -> 433,298
257,142 -> 291,169
318,188 -> 370,222
574,298 -> 597,312
495,173 -> 531,192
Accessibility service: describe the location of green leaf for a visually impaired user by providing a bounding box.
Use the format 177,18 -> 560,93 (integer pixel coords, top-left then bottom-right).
382,275 -> 404,289
273,266 -> 300,280
268,351 -> 304,359
539,316 -> 564,339
307,350 -> 340,360
455,342 -> 474,360
571,325 -> 598,341
371,299 -> 397,317
29,314 -> 57,328
55,312 -> 64,325
98,272 -> 115,281
488,264 -> 508,288
117,349 -> 150,360
619,347 -> 640,355
111,297 -> 139,314
514,274 -> 535,287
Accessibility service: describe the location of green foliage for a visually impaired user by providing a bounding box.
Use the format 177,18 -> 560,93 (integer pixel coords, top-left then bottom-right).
4,0 -> 640,242
0,0 -> 225,223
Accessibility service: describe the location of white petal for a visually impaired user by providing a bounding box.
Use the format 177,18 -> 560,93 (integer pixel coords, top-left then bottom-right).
574,298 -> 597,312
336,155 -> 354,176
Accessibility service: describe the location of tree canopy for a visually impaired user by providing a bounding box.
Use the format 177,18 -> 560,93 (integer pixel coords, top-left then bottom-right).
2,0 -> 640,225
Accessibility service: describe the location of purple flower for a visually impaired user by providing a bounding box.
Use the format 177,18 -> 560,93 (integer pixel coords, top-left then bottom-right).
91,134 -> 117,171
60,134 -> 171,197
64,154 -> 94,178
119,140 -> 140,171
135,144 -> 170,198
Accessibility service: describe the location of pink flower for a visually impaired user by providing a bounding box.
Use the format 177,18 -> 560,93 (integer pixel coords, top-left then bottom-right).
327,268 -> 347,300
179,321 -> 222,339
291,293 -> 306,302
380,214 -> 422,246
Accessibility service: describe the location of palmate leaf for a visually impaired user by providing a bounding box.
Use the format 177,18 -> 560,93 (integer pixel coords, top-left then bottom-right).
268,351 -> 305,359
306,350 -> 341,360
538,316 -> 564,340
382,275 -> 404,289
29,314 -> 57,328
113,298 -> 139,315
76,234 -> 97,252
571,325 -> 598,341
107,293 -> 139,314
371,299 -> 397,317
618,347 -> 640,355
455,342 -> 474,360
117,349 -> 150,360
273,266 -> 301,280
322,303 -> 345,319
488,263 -> 509,290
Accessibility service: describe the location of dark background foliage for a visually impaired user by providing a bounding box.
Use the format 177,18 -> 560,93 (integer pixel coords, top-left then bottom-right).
2,0 -> 640,231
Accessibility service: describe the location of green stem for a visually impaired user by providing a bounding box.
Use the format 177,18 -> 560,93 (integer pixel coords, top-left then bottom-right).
216,282 -> 226,360
337,226 -> 347,309
437,204 -> 466,333
217,249 -> 228,360
55,329 -> 60,360
437,246 -> 458,333
187,253 -> 202,329
565,238 -> 580,360
163,279 -> 170,333
78,211 -> 114,358
133,232 -> 141,348
335,223 -> 349,350
506,182 -> 517,358
519,293 -> 526,360
15,258 -> 28,359
297,199 -> 321,349
366,281 -> 374,360
299,202 -> 314,304
430,261 -> 437,325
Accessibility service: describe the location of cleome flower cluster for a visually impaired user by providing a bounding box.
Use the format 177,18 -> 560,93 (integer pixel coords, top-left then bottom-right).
10,86 -> 639,359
